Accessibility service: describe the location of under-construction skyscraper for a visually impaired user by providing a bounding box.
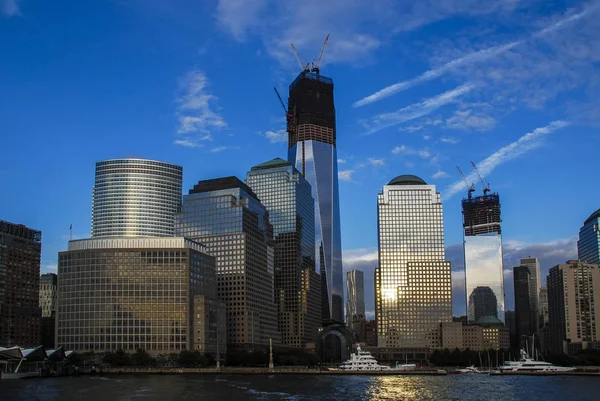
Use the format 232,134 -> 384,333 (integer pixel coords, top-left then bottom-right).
286,68 -> 343,324
462,192 -> 505,323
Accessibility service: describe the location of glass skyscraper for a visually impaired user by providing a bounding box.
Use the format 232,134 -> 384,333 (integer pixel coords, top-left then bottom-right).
578,208 -> 600,265
92,158 -> 182,238
346,269 -> 365,323
175,177 -> 280,350
246,158 -> 320,347
375,175 -> 452,348
286,70 -> 343,323
462,192 -> 505,323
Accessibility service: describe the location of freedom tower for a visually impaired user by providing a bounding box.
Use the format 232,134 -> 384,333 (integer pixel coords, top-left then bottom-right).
285,59 -> 344,324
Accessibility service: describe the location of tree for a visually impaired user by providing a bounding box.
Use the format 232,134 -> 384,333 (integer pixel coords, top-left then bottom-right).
131,349 -> 154,366
103,349 -> 131,367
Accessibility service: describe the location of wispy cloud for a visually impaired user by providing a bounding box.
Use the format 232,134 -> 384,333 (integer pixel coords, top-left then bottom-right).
363,84 -> 474,135
445,110 -> 497,131
174,138 -> 206,148
440,136 -> 459,144
210,145 -> 238,153
337,158 -> 347,164
443,120 -> 571,199
338,169 -> 354,182
391,145 -> 431,159
259,129 -> 287,143
432,170 -> 450,179
353,5 -> 598,107
2,0 -> 21,17
175,70 -> 226,148
367,157 -> 385,167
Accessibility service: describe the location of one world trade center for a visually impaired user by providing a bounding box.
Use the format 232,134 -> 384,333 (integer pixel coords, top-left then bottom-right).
286,68 -> 344,324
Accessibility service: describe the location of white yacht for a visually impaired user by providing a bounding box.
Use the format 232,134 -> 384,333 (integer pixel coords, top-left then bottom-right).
498,350 -> 575,373
340,346 -> 397,371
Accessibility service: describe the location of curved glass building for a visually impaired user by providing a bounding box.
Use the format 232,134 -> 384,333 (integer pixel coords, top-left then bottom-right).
91,158 -> 182,237
286,70 -> 343,323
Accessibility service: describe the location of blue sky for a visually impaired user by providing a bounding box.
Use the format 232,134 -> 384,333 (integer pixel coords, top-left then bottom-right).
2,0 -> 599,316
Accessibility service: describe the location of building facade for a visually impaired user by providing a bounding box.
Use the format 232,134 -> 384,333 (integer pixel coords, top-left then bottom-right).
539,287 -> 549,325
346,270 -> 366,326
439,321 -> 510,351
246,159 -> 320,347
175,177 -> 280,350
56,237 -> 222,355
91,158 -> 182,238
375,175 -> 452,348
513,265 -> 532,347
520,257 -> 541,333
0,220 -> 42,347
40,273 -> 58,348
578,209 -> 600,265
462,192 -> 505,323
286,70 -> 343,324
547,260 -> 600,354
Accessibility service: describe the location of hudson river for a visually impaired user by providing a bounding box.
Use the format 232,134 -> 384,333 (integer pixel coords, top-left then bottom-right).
1,374 -> 599,400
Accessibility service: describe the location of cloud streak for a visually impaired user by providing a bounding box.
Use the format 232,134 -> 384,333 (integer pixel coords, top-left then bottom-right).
443,120 -> 571,200
363,84 -> 474,135
353,5 -> 597,108
2,0 -> 21,16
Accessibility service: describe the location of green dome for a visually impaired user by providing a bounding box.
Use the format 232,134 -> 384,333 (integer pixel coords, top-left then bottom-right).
388,174 -> 427,186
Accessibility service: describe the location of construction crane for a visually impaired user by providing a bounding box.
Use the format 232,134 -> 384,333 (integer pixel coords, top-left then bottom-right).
311,33 -> 330,74
470,161 -> 490,195
290,43 -> 309,72
457,166 -> 475,198
273,87 -> 293,120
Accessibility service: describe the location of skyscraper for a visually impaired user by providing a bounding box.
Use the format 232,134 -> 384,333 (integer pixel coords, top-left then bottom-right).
56,237 -> 221,354
539,286 -> 549,325
520,257 -> 541,333
375,175 -> 452,348
513,265 -> 532,347
40,273 -> 58,348
92,158 -> 182,238
176,177 -> 280,350
246,159 -> 321,347
286,69 -> 343,323
547,260 -> 600,354
578,209 -> 600,265
462,192 -> 505,322
346,269 -> 365,324
0,220 -> 42,347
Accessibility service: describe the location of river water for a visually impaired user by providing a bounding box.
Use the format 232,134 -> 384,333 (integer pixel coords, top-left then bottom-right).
1,374 -> 598,400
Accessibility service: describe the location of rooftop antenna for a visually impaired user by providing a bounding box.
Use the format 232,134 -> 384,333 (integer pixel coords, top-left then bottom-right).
457,166 -> 475,198
290,43 -> 309,72
311,33 -> 330,74
470,161 -> 490,195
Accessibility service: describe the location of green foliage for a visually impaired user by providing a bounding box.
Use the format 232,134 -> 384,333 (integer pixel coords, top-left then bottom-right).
103,349 -> 131,367
177,350 -> 213,367
130,349 -> 154,367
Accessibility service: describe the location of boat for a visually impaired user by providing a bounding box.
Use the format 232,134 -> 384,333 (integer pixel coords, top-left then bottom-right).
340,346 -> 403,371
455,365 -> 484,374
395,362 -> 417,371
498,350 -> 575,373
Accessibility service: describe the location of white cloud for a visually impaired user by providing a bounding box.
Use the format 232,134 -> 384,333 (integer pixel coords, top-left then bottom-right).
432,170 -> 450,179
175,70 -> 226,148
2,0 -> 21,16
338,169 -> 354,182
368,157 -> 385,167
445,110 -> 497,131
391,145 -> 431,159
363,84 -> 474,135
337,158 -> 347,164
42,263 -> 57,273
259,129 -> 287,143
343,247 -> 378,267
216,0 -> 267,41
353,5 -> 598,107
443,120 -> 571,199
210,146 -> 235,153
423,135 -> 431,140
439,136 -> 459,144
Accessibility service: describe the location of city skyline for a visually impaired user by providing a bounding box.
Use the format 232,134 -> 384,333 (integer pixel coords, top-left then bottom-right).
2,1 -> 600,319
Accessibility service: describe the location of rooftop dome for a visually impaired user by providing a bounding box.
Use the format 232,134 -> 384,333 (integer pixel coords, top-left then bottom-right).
388,174 -> 427,186
584,208 -> 600,225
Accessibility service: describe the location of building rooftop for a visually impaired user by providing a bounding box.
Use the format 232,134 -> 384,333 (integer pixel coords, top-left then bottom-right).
584,208 -> 600,225
250,158 -> 291,171
474,316 -> 504,327
388,175 -> 427,186
189,176 -> 258,199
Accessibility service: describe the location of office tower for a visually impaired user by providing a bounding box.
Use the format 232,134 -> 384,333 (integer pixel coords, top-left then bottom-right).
462,191 -> 505,322
246,159 -> 320,347
286,69 -> 343,323
468,286 -> 498,322
346,270 -> 366,341
513,265 -> 532,347
520,257 -> 541,333
176,177 -> 280,350
56,237 -> 224,355
547,260 -> 600,354
0,220 -> 42,347
504,310 -> 517,347
346,270 -> 365,324
375,175 -> 452,348
40,273 -> 58,348
539,287 -> 549,325
578,209 -> 600,265
92,158 -> 182,238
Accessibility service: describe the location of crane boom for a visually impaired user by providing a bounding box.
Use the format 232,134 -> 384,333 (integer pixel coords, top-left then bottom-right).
290,43 -> 307,72
273,87 -> 287,114
314,33 -> 330,72
457,166 -> 475,196
470,161 -> 490,195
